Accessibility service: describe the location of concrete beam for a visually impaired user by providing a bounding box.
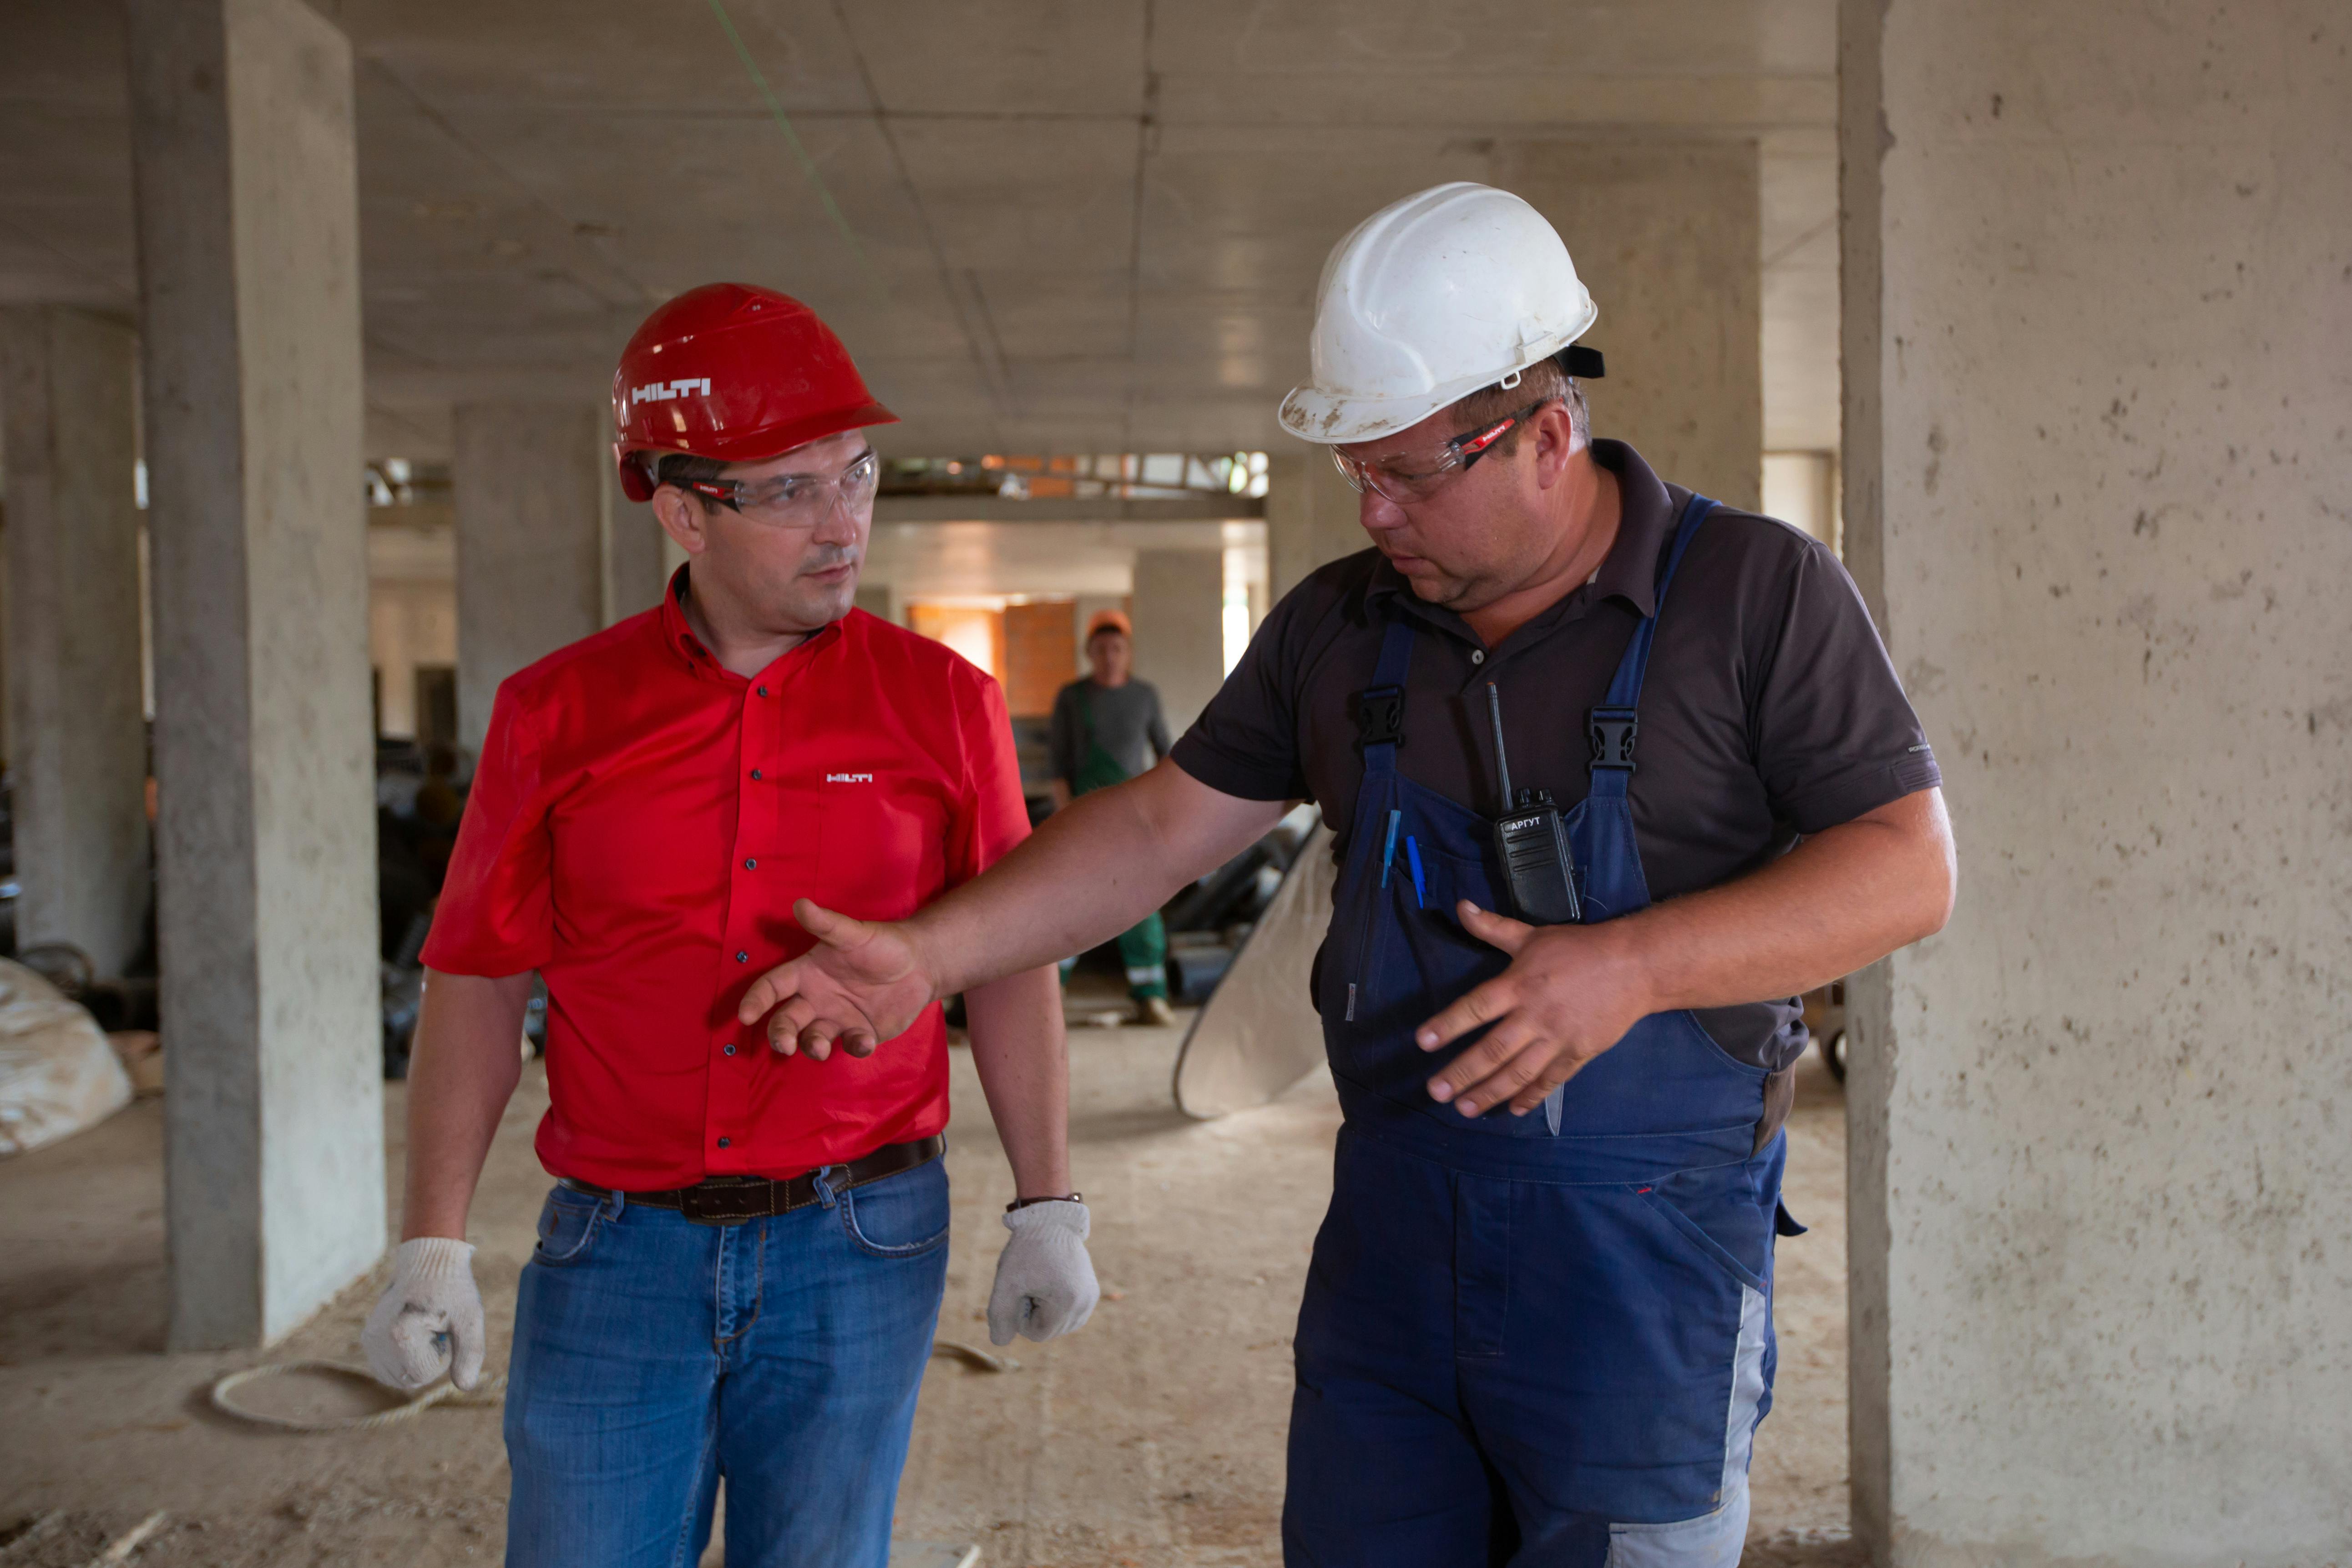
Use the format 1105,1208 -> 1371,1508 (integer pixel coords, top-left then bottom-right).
452,402 -> 603,753
128,0 -> 383,1350
1840,1 -> 2352,1561
1498,140 -> 1764,512
0,308 -> 150,976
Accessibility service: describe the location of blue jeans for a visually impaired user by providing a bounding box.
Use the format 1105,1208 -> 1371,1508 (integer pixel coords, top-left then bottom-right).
503,1159 -> 950,1568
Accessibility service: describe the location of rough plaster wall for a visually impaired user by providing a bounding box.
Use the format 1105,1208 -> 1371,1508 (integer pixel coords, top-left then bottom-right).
1265,450 -> 1364,604
453,401 -> 603,752
601,457 -> 665,626
1497,140 -> 1763,512
1841,3 -> 2352,1563
1129,549 -> 1223,740
130,0 -> 382,1350
0,307 -> 150,976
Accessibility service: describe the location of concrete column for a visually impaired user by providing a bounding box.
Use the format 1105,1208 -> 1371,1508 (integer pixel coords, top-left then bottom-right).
1841,2 -> 2352,1562
453,402 -> 603,752
127,0 -> 382,1349
601,460 -> 665,626
1497,141 -> 1763,511
0,308 -> 150,976
1129,550 -> 1223,739
1264,450 -> 1364,604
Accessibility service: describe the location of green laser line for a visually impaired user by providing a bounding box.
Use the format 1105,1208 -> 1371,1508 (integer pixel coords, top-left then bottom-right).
706,0 -> 884,298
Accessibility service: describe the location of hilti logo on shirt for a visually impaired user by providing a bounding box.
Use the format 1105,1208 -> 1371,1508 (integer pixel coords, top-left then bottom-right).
827,772 -> 875,784
629,378 -> 711,405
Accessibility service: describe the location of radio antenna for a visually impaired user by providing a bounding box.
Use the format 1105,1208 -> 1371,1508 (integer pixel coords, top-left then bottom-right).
1487,683 -> 1514,808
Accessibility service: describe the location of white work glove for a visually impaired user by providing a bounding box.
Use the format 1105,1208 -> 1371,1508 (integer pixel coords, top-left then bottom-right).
362,1237 -> 485,1391
986,1200 -> 1100,1346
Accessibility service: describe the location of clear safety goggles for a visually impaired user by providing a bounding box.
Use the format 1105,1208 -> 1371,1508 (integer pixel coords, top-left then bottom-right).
664,449 -> 880,529
1330,398 -> 1555,505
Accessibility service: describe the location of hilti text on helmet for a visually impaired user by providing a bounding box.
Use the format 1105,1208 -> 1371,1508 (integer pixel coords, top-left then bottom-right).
631,378 -> 712,405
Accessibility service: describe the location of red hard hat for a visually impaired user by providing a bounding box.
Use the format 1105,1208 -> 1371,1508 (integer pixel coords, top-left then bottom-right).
610,283 -> 896,502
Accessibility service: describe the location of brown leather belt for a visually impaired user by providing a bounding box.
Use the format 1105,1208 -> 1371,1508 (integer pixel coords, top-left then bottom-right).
560,1135 -> 944,1227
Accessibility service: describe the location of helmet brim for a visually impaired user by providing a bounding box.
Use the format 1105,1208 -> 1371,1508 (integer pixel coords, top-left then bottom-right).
615,400 -> 898,501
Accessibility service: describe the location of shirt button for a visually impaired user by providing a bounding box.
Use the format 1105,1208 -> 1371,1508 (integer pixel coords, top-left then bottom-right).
718,1137 -> 730,1148
749,768 -> 763,780
756,685 -> 769,697
736,951 -> 749,963
744,858 -> 757,870
1471,649 -> 1486,665
723,1044 -> 737,1056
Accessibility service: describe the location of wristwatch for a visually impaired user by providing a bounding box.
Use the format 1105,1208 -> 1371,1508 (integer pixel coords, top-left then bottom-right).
1005,1193 -> 1082,1213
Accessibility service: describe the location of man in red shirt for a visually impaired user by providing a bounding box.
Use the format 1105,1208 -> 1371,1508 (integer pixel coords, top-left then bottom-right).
360,284 -> 1097,1568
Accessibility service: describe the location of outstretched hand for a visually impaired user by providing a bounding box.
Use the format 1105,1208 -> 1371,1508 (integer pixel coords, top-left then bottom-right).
1413,901 -> 1653,1118
735,900 -> 939,1060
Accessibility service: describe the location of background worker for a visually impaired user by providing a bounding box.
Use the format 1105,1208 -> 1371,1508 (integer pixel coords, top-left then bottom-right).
1047,610 -> 1176,1024
360,283 -> 1098,1568
737,184 -> 1956,1568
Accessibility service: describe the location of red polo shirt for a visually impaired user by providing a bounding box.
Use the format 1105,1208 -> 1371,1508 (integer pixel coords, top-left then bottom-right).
420,579 -> 1030,1190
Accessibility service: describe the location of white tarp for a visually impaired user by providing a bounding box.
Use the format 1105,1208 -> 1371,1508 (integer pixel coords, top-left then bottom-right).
0,957 -> 132,1156
1172,824 -> 1335,1119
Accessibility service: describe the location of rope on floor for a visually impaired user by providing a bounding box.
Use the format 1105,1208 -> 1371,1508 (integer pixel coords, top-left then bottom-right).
207,1340 -> 1006,1436
930,1340 -> 1020,1373
207,1362 -> 505,1433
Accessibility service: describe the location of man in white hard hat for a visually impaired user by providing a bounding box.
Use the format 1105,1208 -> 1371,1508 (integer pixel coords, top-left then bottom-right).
733,184 -> 1957,1566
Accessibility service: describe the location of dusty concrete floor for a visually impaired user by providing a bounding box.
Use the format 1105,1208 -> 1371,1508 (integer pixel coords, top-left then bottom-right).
0,1007 -> 1856,1566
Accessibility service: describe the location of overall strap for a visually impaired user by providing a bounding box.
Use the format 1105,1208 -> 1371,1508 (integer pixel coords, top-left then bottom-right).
1588,491 -> 1717,794
1354,614 -> 1419,778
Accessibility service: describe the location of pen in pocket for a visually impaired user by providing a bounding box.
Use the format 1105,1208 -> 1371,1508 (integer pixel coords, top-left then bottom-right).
1405,835 -> 1426,910
1380,809 -> 1401,888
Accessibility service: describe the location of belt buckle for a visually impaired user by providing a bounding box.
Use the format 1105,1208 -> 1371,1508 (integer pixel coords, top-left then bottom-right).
678,1176 -> 769,1227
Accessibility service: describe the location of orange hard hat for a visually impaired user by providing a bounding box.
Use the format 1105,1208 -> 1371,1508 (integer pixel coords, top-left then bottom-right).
611,283 -> 896,502
1085,610 -> 1133,641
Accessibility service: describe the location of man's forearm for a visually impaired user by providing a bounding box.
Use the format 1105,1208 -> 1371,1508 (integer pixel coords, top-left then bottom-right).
400,969 -> 534,1241
916,760 -> 1288,997
1619,788 -> 1956,1015
962,965 -> 1072,1200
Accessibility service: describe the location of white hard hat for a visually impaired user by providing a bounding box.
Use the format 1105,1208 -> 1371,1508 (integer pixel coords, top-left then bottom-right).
1278,182 -> 1599,446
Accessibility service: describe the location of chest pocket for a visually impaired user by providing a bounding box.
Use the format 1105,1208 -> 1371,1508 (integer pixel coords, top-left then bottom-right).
808,781 -> 947,924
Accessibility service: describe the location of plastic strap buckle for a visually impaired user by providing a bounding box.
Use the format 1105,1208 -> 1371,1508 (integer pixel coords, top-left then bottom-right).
1588,707 -> 1639,773
1356,685 -> 1406,750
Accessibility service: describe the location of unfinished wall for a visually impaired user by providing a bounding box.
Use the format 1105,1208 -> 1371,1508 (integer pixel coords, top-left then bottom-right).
1841,2 -> 2352,1562
1264,450 -> 1365,603
1129,549 -> 1223,740
453,401 -> 603,753
1497,140 -> 1763,512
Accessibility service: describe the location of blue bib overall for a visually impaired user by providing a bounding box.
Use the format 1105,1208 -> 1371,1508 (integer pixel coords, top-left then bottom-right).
1285,495 -> 1799,1568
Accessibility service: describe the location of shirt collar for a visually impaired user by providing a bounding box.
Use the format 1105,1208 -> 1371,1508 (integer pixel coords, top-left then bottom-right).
1583,438 -> 1677,621
657,564 -> 845,679
1359,438 -> 1679,637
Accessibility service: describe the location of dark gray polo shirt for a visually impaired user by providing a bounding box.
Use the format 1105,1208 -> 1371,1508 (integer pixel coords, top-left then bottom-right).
1170,438 -> 1939,1071
1048,677 -> 1172,786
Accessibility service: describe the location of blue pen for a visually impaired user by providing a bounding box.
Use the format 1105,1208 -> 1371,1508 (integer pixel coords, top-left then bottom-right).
1380,809 -> 1402,887
1406,835 -> 1427,910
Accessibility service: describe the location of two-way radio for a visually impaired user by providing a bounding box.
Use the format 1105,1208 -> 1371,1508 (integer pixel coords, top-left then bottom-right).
1487,683 -> 1581,925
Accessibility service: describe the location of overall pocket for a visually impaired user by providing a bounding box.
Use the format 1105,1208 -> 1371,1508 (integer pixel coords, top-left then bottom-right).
840,1157 -> 951,1259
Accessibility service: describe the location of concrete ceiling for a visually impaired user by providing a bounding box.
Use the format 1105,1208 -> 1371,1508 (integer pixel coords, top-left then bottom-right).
0,0 -> 1842,461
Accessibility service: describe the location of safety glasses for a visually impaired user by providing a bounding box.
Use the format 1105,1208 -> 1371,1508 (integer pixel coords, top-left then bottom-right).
664,449 -> 880,529
1330,398 -> 1555,505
